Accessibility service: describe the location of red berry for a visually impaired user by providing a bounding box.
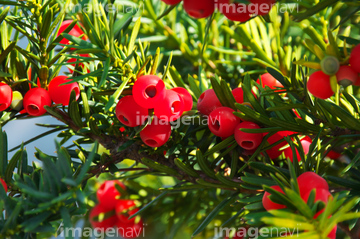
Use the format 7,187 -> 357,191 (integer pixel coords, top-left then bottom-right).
115,200 -> 139,224
97,180 -> 126,211
303,188 -> 332,219
132,75 -> 166,109
183,0 -> 215,19
302,188 -> 332,204
234,121 -> 263,150
336,65 -> 358,87
154,90 -> 184,122
208,107 -> 240,138
140,118 -> 172,147
115,200 -> 143,239
307,71 -> 334,99
313,209 -> 337,239
327,224 -> 337,239
283,136 -> 312,162
0,178 -> 7,193
57,20 -> 87,45
23,88 -> 52,116
217,0 -> 251,22
89,204 -> 118,230
256,73 -> 283,89
349,44 -> 360,73
297,172 -> 329,197
171,87 -> 193,111
325,150 -> 341,160
116,219 -> 143,239
67,54 -> 90,73
265,131 -> 295,159
262,185 -> 286,211
232,87 -> 244,104
115,95 -> 148,127
0,83 -> 13,111
48,76 -> 80,106
197,89 -> 222,115
307,190 -> 336,239
354,74 -> 360,86
161,0 -> 182,5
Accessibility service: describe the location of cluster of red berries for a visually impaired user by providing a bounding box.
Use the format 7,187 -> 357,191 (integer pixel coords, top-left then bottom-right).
262,172 -> 337,239
161,0 -> 275,21
197,74 -> 281,154
24,76 -> 80,116
307,44 -> 360,99
0,178 -> 7,193
89,180 -> 143,238
0,20 -> 86,117
115,75 -> 192,148
197,88 -> 264,151
0,77 -> 79,117
198,73 -> 342,161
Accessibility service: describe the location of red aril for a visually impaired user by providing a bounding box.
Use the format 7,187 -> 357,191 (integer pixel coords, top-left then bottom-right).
354,74 -> 360,86
302,187 -> 332,204
325,150 -> 341,160
217,0 -> 251,22
89,204 -> 118,230
232,87 -> 244,104
336,65 -> 358,87
265,131 -> 296,159
303,188 -> 332,221
283,136 -> 312,162
23,88 -> 52,116
234,121 -> 263,150
297,172 -> 329,197
197,89 -> 222,115
256,73 -> 283,89
171,87 -> 193,111
154,89 -> 184,122
97,180 -> 126,211
57,20 -> 87,45
132,75 -> 166,109
208,107 -> 240,138
307,71 -> 334,99
48,76 -> 80,106
115,95 -> 148,127
115,200 -> 143,239
262,185 -> 286,211
116,219 -> 143,239
0,83 -> 12,111
183,0 -> 215,19
140,118 -> 172,147
349,44 -> 360,73
115,200 -> 139,224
